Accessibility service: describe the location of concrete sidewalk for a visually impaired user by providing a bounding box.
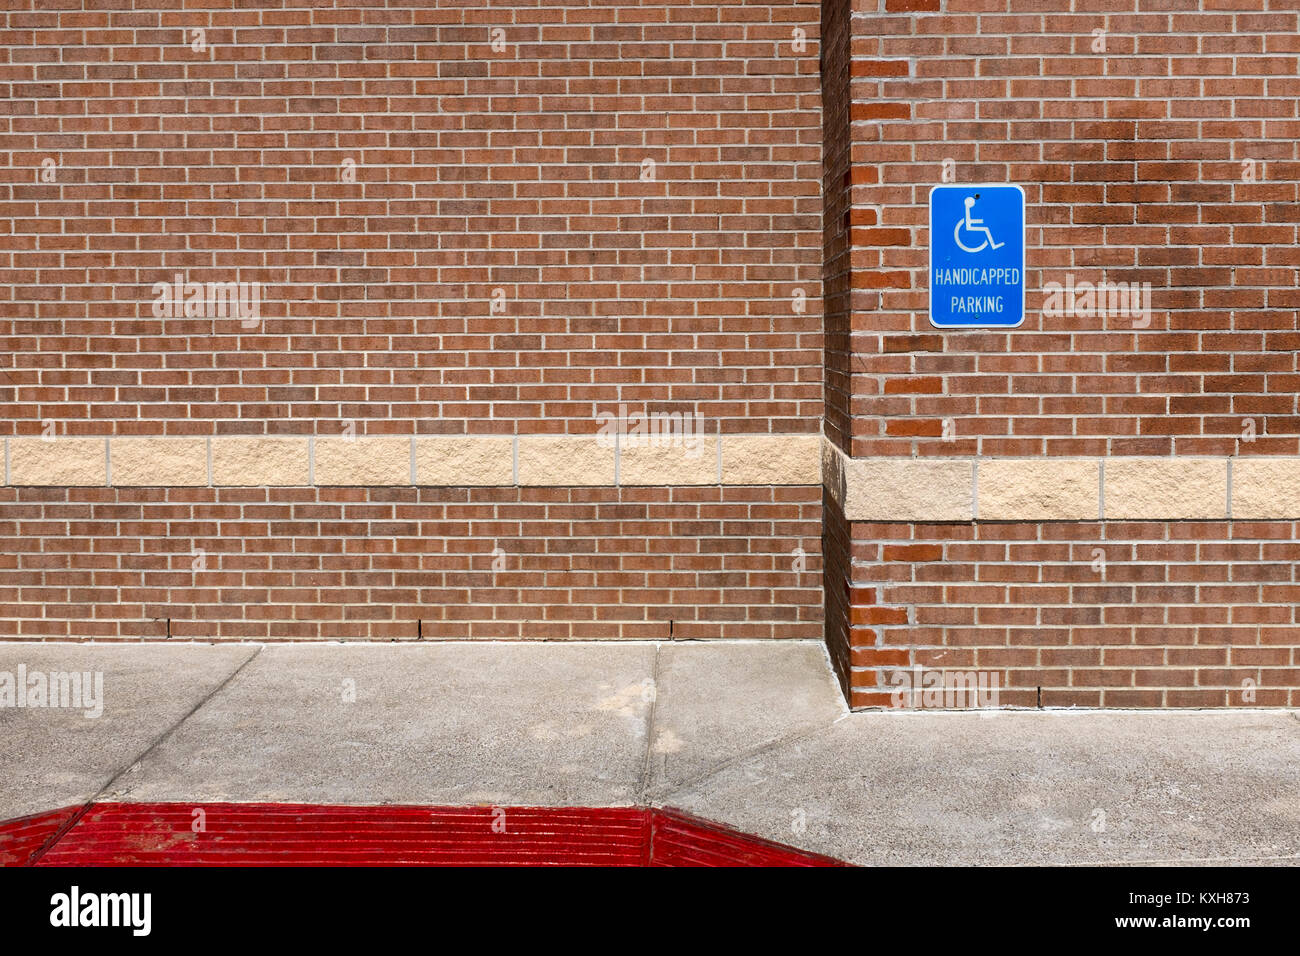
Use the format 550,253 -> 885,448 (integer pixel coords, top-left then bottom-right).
2,641 -> 1297,866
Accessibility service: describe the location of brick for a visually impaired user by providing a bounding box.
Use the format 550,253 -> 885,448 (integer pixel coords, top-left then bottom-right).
834,519 -> 1300,711
0,6 -> 822,443
0,486 -> 822,642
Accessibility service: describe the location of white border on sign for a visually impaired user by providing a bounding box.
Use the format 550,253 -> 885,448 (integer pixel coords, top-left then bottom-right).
927,183 -> 1026,330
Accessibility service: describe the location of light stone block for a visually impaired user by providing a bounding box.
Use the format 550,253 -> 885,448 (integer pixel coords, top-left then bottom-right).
843,458 -> 973,521
1230,458 -> 1300,519
9,437 -> 107,486
314,437 -> 411,486
1104,458 -> 1227,520
211,437 -> 311,486
517,436 -> 616,486
619,439 -> 718,485
112,438 -> 208,486
978,459 -> 1099,520
415,437 -> 514,486
721,435 -> 820,485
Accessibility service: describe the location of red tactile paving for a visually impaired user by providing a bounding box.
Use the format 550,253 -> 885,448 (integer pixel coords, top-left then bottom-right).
0,806 -> 81,867
650,809 -> 843,866
37,803 -> 646,867
1,802 -> 842,867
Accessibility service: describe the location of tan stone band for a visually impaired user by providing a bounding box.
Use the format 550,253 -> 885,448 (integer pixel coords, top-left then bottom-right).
1,435 -> 821,488
13,436 -> 1295,518
821,440 -> 1300,521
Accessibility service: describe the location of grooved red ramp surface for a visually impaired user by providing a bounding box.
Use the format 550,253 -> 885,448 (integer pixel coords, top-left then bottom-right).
0,806 -> 80,867
651,809 -> 842,866
4,803 -> 842,867
36,804 -> 648,867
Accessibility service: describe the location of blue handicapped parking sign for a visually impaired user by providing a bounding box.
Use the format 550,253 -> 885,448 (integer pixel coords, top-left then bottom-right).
929,184 -> 1025,328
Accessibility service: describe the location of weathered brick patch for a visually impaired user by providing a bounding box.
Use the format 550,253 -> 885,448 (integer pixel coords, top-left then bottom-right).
0,485 -> 821,642
848,521 -> 1300,709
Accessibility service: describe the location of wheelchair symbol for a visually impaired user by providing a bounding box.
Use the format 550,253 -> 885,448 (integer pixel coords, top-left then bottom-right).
953,196 -> 1005,254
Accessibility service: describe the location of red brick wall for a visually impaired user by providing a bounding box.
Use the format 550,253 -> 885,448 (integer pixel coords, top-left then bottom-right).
6,0 -> 1300,712
0,1 -> 826,649
820,0 -> 853,453
820,487 -> 852,695
849,520 -> 1300,708
0,0 -> 822,438
832,0 -> 1300,708
849,0 -> 1300,458
0,485 -> 821,641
